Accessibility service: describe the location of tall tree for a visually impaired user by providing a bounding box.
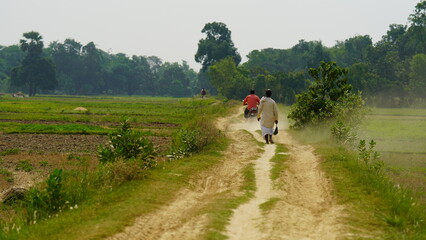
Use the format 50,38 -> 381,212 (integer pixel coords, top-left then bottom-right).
408,1 -> 426,54
11,31 -> 57,96
208,57 -> 251,99
407,53 -> 426,98
49,39 -> 84,94
80,42 -> 104,94
195,22 -> 241,72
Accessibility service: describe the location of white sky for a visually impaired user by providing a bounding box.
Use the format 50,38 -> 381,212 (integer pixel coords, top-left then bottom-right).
0,0 -> 420,70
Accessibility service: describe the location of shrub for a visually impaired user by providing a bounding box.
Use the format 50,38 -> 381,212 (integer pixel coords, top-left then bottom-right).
169,115 -> 219,159
98,119 -> 156,169
288,61 -> 366,129
358,139 -> 383,174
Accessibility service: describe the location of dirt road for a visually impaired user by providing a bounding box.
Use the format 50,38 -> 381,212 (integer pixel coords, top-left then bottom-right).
108,109 -> 348,240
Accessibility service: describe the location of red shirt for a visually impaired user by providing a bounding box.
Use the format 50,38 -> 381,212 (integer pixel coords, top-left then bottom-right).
243,94 -> 260,110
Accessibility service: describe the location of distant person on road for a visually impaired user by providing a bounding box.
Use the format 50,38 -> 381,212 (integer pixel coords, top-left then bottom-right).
201,88 -> 206,98
243,89 -> 260,118
257,89 -> 279,144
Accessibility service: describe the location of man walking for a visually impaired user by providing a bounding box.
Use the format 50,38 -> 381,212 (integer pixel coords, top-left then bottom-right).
257,89 -> 279,144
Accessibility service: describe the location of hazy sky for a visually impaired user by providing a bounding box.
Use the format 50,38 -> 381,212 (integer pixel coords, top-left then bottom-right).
1,0 -> 420,70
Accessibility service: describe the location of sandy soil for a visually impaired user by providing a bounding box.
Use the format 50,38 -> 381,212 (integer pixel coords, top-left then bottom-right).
107,108 -> 349,240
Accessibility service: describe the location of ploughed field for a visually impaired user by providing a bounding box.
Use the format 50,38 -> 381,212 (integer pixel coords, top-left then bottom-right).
0,95 -> 210,197
360,107 -> 426,203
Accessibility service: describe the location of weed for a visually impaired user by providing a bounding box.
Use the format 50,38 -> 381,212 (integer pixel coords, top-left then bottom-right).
67,154 -> 82,161
40,161 -> 49,167
15,160 -> 34,172
358,139 -> 383,174
98,119 -> 156,169
0,168 -> 13,182
0,148 -> 21,156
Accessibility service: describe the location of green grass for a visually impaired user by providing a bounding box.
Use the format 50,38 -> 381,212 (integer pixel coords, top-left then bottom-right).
0,122 -> 109,135
259,197 -> 281,214
270,144 -> 289,182
0,148 -> 21,156
0,96 -> 220,136
0,96 -> 236,240
4,138 -> 229,240
360,107 -> 426,204
15,160 -> 34,172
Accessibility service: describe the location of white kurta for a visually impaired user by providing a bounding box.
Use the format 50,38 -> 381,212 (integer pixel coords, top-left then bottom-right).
257,97 -> 278,136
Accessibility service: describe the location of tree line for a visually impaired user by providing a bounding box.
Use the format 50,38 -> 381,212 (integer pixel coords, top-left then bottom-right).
0,35 -> 198,97
199,2 -> 426,107
1,1 -> 425,107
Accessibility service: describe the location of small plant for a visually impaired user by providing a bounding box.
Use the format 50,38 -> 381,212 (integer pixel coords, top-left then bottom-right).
98,119 -> 156,169
358,139 -> 383,173
15,160 -> 34,172
0,168 -> 13,182
40,161 -> 49,167
46,169 -> 64,212
67,154 -> 82,161
23,169 -> 65,222
331,120 -> 357,145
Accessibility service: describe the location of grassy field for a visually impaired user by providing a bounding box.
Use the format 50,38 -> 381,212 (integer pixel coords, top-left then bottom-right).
0,94 -> 233,239
359,107 -> 426,203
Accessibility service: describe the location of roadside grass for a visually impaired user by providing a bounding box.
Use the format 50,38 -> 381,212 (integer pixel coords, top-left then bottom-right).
290,128 -> 426,239
259,197 -> 281,214
2,138 -> 229,240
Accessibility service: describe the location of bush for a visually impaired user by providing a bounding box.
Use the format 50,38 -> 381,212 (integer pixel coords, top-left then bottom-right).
169,115 -> 220,159
288,61 -> 366,129
98,119 -> 156,169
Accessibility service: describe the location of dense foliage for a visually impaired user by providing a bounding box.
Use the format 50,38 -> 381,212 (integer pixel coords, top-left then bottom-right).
288,62 -> 365,129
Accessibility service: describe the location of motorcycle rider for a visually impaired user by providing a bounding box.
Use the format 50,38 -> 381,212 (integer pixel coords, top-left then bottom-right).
243,89 -> 260,118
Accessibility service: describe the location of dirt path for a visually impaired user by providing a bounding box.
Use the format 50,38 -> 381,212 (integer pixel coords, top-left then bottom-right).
107,108 -> 348,240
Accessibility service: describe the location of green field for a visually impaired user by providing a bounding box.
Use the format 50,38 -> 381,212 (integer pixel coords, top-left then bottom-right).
0,94 -> 233,239
0,95 -> 217,135
359,107 -> 426,202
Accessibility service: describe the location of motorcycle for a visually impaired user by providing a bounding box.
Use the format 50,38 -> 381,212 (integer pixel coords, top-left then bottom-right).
244,107 -> 258,119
